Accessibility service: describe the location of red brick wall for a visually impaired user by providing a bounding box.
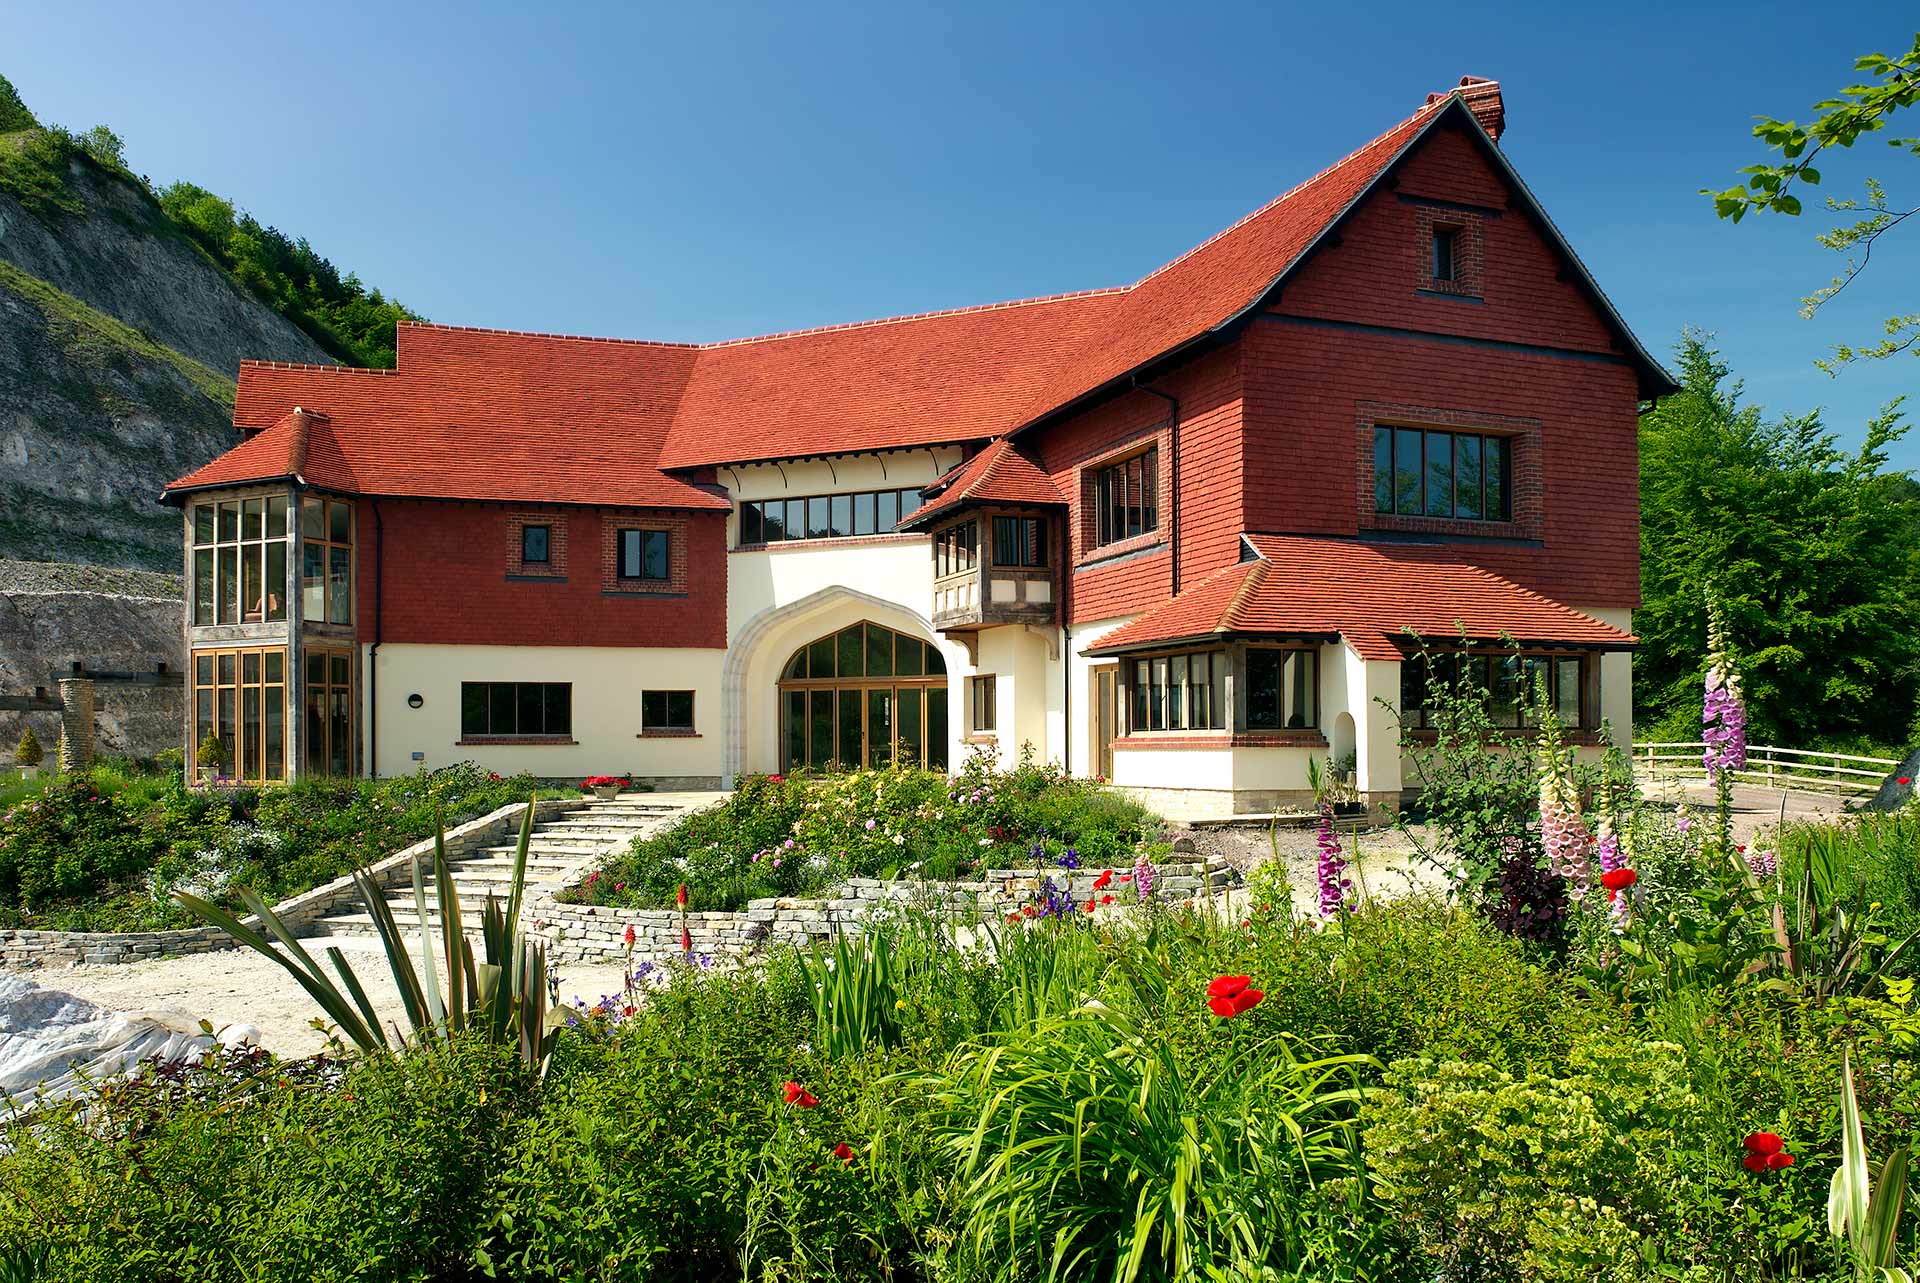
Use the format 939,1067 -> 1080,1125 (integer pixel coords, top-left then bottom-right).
1033,344 -> 1244,624
358,500 -> 727,648
1232,116 -> 1643,609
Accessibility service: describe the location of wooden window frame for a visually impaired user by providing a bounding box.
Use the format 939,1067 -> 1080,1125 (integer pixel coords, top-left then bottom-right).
1398,648 -> 1596,732
1371,426 -> 1511,522
191,495 -> 290,627
1092,447 -> 1159,549
991,515 -> 1048,568
1244,646 -> 1320,731
969,674 -> 997,733
190,646 -> 289,781
300,496 -> 355,626
1119,646 -> 1226,733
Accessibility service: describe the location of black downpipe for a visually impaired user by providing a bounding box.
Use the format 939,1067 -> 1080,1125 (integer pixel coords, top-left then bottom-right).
368,500 -> 383,778
1130,378 -> 1182,595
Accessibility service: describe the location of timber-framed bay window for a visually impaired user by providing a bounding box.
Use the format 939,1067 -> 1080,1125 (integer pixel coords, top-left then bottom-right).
191,496 -> 289,625
191,647 -> 287,780
1123,649 -> 1226,733
1399,649 -> 1594,731
1246,647 -> 1318,731
300,497 -> 355,625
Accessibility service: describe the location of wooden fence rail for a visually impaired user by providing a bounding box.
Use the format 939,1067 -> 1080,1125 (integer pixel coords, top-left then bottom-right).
1633,741 -> 1900,797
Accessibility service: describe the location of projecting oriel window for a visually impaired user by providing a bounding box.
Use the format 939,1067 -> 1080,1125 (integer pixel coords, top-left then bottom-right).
1372,426 -> 1510,522
992,516 -> 1048,568
618,529 -> 670,581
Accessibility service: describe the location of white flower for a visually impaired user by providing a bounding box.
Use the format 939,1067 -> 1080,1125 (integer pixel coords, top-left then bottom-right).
891,833 -> 905,846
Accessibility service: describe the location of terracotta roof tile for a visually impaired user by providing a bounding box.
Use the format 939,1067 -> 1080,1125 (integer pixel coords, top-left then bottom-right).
899,439 -> 1065,528
1085,534 -> 1636,657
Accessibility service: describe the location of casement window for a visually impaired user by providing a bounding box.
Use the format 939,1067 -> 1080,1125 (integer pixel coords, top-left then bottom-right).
641,689 -> 694,732
305,648 -> 354,775
192,496 -> 290,627
1123,649 -> 1225,732
1431,226 -> 1460,281
739,487 -> 923,545
934,521 -> 978,577
521,524 -> 551,564
969,674 -> 997,733
460,681 -> 573,738
297,497 -> 354,625
991,516 -> 1048,568
1093,448 -> 1158,548
1399,650 -> 1591,730
1246,648 -> 1319,730
618,528 -> 670,581
1372,426 -> 1510,521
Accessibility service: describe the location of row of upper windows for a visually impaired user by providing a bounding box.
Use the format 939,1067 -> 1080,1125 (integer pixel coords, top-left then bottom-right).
738,487 -> 923,546
519,522 -> 669,581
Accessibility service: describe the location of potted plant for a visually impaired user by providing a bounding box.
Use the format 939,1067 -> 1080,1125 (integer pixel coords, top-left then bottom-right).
197,732 -> 227,784
13,727 -> 43,780
1329,752 -> 1365,817
582,774 -> 630,801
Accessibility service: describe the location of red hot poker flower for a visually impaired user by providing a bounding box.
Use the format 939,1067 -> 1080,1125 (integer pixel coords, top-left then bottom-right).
623,925 -> 636,947
676,883 -> 689,909
1206,975 -> 1252,1000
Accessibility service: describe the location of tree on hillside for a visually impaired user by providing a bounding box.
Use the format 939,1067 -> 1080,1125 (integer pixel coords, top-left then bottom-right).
1706,33 -> 1920,372
1637,331 -> 1920,748
0,74 -> 35,134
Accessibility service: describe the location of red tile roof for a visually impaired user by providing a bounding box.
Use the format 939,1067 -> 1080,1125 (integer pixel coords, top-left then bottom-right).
899,439 -> 1065,528
170,81 -> 1669,506
1085,534 -> 1636,659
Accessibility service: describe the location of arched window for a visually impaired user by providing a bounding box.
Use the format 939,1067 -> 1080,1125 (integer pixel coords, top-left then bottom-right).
778,621 -> 948,772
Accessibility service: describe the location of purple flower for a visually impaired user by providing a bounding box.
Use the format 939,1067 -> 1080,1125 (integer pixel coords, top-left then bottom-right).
1747,846 -> 1779,879
1702,599 -> 1749,784
1132,853 -> 1155,901
1314,802 -> 1351,919
1056,848 -> 1080,870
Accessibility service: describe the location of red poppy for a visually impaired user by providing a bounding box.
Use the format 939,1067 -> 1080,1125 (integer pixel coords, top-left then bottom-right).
1209,987 -> 1265,1019
782,1081 -> 819,1108
1599,867 -> 1637,901
1742,1152 -> 1770,1173
1767,1152 -> 1794,1170
1743,1132 -> 1784,1156
1901,776 -> 1913,786
1118,873 -> 1134,883
1092,869 -> 1114,891
1082,899 -> 1097,914
1206,975 -> 1252,1000
833,1142 -> 855,1164
1101,895 -> 1113,906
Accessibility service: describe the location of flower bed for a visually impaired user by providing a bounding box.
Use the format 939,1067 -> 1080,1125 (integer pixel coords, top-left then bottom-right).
566,749 -> 1166,912
0,762 -> 552,932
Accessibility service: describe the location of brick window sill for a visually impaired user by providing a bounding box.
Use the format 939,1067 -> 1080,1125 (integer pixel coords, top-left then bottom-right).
636,729 -> 701,738
1364,512 -> 1540,541
506,573 -> 567,583
456,736 -> 579,746
1416,287 -> 1484,304
1075,533 -> 1166,570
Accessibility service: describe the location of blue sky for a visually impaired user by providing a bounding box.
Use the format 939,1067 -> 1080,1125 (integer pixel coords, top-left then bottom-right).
8,1 -> 1919,469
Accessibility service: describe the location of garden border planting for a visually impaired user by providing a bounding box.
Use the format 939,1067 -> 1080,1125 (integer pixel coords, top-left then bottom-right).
0,798 -> 588,968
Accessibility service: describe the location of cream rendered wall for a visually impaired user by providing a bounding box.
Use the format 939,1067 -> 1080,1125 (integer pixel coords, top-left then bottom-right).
367,643 -> 723,780
1066,616 -> 1133,780
1579,606 -> 1635,748
974,625 -> 1060,771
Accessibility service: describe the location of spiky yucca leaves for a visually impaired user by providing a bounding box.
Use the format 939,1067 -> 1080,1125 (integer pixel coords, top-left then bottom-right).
177,802 -> 568,1073
1832,1045 -> 1914,1282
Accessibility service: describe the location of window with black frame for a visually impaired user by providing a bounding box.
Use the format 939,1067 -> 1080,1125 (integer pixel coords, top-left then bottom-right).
460,682 -> 573,738
618,528 -> 670,581
641,689 -> 694,732
739,487 -> 924,545
1246,648 -> 1318,730
992,516 -> 1047,567
1093,448 -> 1158,547
1399,650 -> 1587,730
1372,427 -> 1510,521
1123,649 -> 1225,732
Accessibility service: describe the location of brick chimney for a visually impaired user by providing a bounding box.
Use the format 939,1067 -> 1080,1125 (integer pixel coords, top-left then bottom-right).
1426,75 -> 1505,143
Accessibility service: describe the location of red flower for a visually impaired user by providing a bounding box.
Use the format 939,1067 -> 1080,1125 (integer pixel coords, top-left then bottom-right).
623,924 -> 636,947
832,1142 -> 855,1164
1092,869 -> 1114,891
1743,1152 -> 1770,1173
1100,895 -> 1113,906
1743,1132 -> 1784,1156
1207,975 -> 1252,1000
681,926 -> 692,954
1599,867 -> 1637,901
1082,899 -> 1097,914
1742,1132 -> 1793,1173
782,1081 -> 819,1108
1767,1152 -> 1794,1170
1209,987 -> 1265,1019
1118,873 -> 1134,883
1901,776 -> 1913,786
767,774 -> 786,783
676,883 -> 689,909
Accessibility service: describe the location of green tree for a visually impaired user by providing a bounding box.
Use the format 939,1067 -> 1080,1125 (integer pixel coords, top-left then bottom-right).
0,73 -> 36,133
1706,33 -> 1920,371
1637,331 -> 1920,747
77,124 -> 124,170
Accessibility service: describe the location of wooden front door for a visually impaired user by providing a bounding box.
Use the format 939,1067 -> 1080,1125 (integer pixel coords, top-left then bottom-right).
1093,666 -> 1117,781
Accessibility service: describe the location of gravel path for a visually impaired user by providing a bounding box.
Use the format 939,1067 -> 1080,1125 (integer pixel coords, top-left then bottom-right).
21,941 -> 636,1058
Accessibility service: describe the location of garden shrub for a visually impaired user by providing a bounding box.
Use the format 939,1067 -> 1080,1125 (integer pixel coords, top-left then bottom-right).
580,748 -> 1160,911
0,761 -> 545,931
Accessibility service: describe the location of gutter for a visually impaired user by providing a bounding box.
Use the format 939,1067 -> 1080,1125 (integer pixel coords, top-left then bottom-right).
368,500 -> 383,779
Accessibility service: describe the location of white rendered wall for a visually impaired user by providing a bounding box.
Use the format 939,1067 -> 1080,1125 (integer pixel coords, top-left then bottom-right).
367,643 -> 723,780
1579,606 -> 1635,748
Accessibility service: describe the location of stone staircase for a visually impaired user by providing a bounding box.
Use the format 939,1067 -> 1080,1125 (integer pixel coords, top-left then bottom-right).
300,796 -> 692,938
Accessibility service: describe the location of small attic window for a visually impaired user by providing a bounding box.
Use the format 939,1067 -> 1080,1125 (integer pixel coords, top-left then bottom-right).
1431,226 -> 1460,282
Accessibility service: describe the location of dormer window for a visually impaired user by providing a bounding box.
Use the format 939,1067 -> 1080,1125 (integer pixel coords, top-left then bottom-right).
1431,226 -> 1460,282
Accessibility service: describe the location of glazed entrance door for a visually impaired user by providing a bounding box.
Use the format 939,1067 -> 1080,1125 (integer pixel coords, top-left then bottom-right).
778,621 -> 948,771
1093,666 -> 1117,781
